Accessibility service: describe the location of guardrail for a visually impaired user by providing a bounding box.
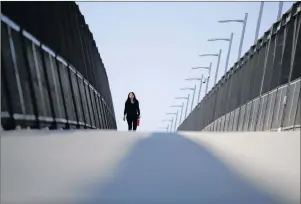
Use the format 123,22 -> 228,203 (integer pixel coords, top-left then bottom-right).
182,78 -> 300,132
1,14 -> 117,130
1,2 -> 115,115
178,2 -> 301,132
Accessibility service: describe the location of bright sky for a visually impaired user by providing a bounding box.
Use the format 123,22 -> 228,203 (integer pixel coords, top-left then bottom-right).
77,1 -> 294,132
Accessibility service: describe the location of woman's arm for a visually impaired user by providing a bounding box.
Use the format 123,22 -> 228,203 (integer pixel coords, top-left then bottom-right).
136,100 -> 140,117
124,102 -> 127,116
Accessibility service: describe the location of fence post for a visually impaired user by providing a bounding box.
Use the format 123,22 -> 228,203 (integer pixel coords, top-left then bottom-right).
293,88 -> 300,130
280,13 -> 300,130
55,55 -> 69,129
1,52 -> 16,130
20,29 -> 40,129
40,45 -> 57,129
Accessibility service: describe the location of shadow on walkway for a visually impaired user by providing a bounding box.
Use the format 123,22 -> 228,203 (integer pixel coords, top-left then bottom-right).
77,132 -> 281,204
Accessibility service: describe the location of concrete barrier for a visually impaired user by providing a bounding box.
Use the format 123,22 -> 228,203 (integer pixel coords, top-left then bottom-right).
1,130 -> 299,204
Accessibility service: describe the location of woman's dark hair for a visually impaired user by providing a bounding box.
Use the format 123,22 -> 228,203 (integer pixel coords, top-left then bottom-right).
126,92 -> 137,103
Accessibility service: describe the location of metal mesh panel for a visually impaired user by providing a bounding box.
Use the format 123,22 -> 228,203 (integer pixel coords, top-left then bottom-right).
101,99 -> 107,129
1,63 -> 9,116
1,2 -> 117,128
243,102 -> 252,131
249,98 -> 260,131
256,94 -> 268,131
254,44 -> 268,98
291,15 -> 301,82
263,89 -> 277,131
227,111 -> 233,131
270,26 -> 285,90
12,28 -> 35,117
218,117 -> 222,131
90,88 -> 97,128
223,113 -> 229,131
57,60 -> 76,122
271,85 -> 288,130
280,19 -> 295,86
220,116 -> 225,131
2,24 -> 24,116
232,108 -> 239,131
238,105 -> 246,131
262,34 -> 277,95
71,70 -> 84,123
234,68 -> 243,108
95,96 -> 102,129
25,38 -> 46,118
215,118 -> 219,131
78,78 -> 89,126
32,43 -> 52,118
283,79 -> 301,129
43,52 -> 59,120
294,88 -> 300,129
85,83 -> 95,127
91,90 -> 100,128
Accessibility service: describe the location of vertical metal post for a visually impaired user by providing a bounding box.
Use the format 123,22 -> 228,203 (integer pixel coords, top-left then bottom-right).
20,29 -> 40,129
185,94 -> 190,119
39,45 -> 56,129
76,74 -> 87,128
208,62 -> 212,79
197,75 -> 204,103
190,84 -> 197,113
67,65 -> 80,128
254,2 -> 264,44
205,63 -> 212,94
238,13 -> 248,61
1,52 -> 16,130
225,33 -> 234,74
180,102 -> 184,124
93,91 -> 102,129
214,49 -> 222,85
280,14 -> 300,130
205,78 -> 210,94
171,117 -> 174,132
174,110 -> 178,131
277,2 -> 283,20
292,90 -> 300,130
55,58 -> 71,129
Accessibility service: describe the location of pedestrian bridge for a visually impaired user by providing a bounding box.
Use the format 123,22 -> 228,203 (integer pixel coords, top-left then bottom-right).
1,130 -> 299,204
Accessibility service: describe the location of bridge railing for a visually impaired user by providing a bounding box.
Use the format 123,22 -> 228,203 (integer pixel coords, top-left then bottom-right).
1,14 -> 117,130
201,78 -> 300,132
178,2 -> 301,132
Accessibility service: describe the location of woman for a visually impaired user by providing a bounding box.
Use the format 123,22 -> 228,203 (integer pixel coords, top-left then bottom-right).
123,92 -> 140,131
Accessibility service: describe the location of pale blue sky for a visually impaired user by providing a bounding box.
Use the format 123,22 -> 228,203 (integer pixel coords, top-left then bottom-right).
77,1 -> 294,132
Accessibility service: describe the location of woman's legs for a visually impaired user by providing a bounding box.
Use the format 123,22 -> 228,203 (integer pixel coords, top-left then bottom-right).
127,117 -> 133,131
132,118 -> 137,131
127,116 -> 137,131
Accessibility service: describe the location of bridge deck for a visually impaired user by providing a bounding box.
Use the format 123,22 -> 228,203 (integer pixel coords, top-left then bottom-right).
1,130 -> 300,204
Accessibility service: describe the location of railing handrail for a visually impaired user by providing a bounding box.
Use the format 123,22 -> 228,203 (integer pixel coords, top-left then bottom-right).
1,14 -> 117,130
202,77 -> 301,131
1,13 -> 116,120
191,2 -> 300,115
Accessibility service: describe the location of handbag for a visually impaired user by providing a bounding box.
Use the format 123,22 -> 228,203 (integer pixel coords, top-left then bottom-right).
137,119 -> 140,126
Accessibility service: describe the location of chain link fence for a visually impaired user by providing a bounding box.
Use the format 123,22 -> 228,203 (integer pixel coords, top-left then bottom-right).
1,15 -> 117,130
179,2 -> 300,132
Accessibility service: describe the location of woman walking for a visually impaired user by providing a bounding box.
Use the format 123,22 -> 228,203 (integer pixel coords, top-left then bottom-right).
124,92 -> 140,131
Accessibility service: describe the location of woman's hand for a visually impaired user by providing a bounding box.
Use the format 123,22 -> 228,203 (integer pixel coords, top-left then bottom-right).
123,115 -> 126,121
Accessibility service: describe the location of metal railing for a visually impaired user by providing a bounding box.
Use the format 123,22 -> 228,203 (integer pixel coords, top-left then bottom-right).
1,15 -> 117,130
1,2 -> 115,115
187,78 -> 300,132
178,2 -> 301,132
